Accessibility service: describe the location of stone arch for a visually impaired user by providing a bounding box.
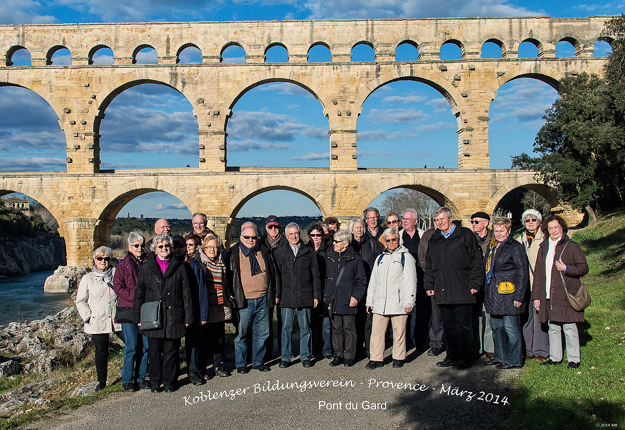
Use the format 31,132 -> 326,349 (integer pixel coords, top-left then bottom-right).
307,42 -> 332,62
225,184 -> 328,240
556,36 -> 580,56
6,45 -> 30,66
481,38 -> 505,57
484,178 -> 559,215
485,70 -> 562,105
0,185 -> 65,237
354,72 -> 462,122
176,43 -> 201,64
93,79 -> 198,170
132,44 -> 157,64
594,37 -> 613,56
351,41 -> 375,61
225,77 -> 326,124
92,186 -> 194,247
518,38 -> 543,57
220,42 -> 247,63
395,40 -> 419,61
264,42 -> 289,62
88,45 -> 114,65
358,178 -> 461,220
46,45 -> 71,65
440,39 -> 464,59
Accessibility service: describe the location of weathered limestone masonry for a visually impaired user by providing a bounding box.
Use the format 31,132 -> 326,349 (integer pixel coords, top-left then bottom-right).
0,17 -> 613,266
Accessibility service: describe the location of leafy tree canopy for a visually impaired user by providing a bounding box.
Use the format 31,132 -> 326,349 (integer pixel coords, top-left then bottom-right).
512,15 -> 625,212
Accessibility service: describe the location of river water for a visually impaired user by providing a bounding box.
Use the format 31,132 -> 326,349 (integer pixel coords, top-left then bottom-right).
0,270 -> 74,326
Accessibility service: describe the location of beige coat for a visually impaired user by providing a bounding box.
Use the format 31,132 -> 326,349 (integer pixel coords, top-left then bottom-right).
516,228 -> 545,287
76,268 -> 121,334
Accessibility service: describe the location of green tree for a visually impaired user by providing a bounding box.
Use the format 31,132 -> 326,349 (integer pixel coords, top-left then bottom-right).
513,15 -> 625,214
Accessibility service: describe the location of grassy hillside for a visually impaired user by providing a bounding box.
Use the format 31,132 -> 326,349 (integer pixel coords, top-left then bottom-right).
503,213 -> 625,429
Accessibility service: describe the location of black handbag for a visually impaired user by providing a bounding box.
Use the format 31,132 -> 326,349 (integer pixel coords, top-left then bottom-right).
115,306 -> 134,324
140,301 -> 163,330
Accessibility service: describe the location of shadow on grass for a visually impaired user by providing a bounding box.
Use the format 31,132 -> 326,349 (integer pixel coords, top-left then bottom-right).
503,385 -> 625,429
578,227 -> 625,276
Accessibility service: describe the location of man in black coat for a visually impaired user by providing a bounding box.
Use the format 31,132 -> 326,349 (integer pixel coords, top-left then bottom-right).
425,207 -> 484,370
274,223 -> 321,368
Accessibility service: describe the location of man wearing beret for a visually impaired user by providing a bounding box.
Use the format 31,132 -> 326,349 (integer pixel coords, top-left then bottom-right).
471,211 -> 495,363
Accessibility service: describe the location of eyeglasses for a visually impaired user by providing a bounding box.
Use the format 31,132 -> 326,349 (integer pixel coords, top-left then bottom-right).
267,225 -> 279,230
242,235 -> 257,240
132,244 -> 145,248
471,220 -> 483,224
385,238 -> 398,243
525,218 -> 538,223
95,256 -> 110,262
204,245 -> 219,250
333,239 -> 344,244
387,220 -> 399,224
309,233 -> 322,237
192,222 -> 205,226
157,244 -> 171,249
365,216 -> 378,220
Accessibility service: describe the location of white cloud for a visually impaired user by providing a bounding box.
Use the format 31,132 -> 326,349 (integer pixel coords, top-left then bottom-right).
366,107 -> 429,124
0,157 -> 65,172
154,203 -> 165,210
289,151 -> 329,161
258,83 -> 314,98
0,0 -> 56,24
302,0 -> 543,19
414,121 -> 455,131
228,110 -> 326,142
228,140 -> 292,152
382,95 -> 427,104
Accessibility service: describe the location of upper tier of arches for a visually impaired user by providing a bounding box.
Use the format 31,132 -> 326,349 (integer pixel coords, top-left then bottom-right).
1,16 -> 613,66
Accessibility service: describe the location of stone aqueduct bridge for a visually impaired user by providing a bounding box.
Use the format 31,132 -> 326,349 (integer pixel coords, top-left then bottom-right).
0,16 -> 613,266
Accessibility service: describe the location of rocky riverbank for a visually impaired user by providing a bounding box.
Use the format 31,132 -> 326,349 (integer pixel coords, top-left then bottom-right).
0,307 -> 93,417
0,235 -> 66,277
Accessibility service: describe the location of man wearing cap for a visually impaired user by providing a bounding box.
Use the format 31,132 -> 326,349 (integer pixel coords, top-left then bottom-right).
470,211 -> 495,362
260,215 -> 287,360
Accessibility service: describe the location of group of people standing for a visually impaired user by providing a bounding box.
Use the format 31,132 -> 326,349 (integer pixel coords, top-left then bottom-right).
74,205 -> 589,393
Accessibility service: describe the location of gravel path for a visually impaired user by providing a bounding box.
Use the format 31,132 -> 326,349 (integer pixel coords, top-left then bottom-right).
28,349 -> 517,430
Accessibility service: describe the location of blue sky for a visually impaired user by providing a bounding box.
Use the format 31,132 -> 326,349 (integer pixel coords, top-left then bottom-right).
0,0 -> 621,219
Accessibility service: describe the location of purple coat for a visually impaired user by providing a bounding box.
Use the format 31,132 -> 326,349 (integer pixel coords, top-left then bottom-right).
113,252 -> 142,308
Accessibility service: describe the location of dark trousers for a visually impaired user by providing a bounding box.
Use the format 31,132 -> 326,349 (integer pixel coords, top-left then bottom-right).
440,304 -> 473,364
148,337 -> 181,388
92,333 -> 110,385
331,314 -> 357,361
205,321 -> 226,368
413,287 -> 432,350
356,303 -> 372,357
185,324 -> 202,379
429,297 -> 445,350
264,305 -> 282,360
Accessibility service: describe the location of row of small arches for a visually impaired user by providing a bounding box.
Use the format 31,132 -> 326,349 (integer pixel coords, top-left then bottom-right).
5,38 -> 613,66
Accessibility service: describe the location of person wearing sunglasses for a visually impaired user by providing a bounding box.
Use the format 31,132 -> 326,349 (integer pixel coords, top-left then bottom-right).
516,209 -> 549,361
225,222 -> 278,374
76,246 -> 120,392
306,224 -> 332,360
365,228 -> 416,369
133,234 -> 193,393
113,232 -> 149,392
323,230 -> 367,367
470,211 -> 495,364
259,215 -> 286,361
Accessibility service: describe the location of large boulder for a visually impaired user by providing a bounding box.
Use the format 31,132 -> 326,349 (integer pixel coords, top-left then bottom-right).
44,266 -> 89,293
0,379 -> 55,418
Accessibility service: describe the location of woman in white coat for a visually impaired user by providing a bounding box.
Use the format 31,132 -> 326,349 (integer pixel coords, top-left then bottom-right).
365,228 -> 417,369
76,246 -> 121,391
